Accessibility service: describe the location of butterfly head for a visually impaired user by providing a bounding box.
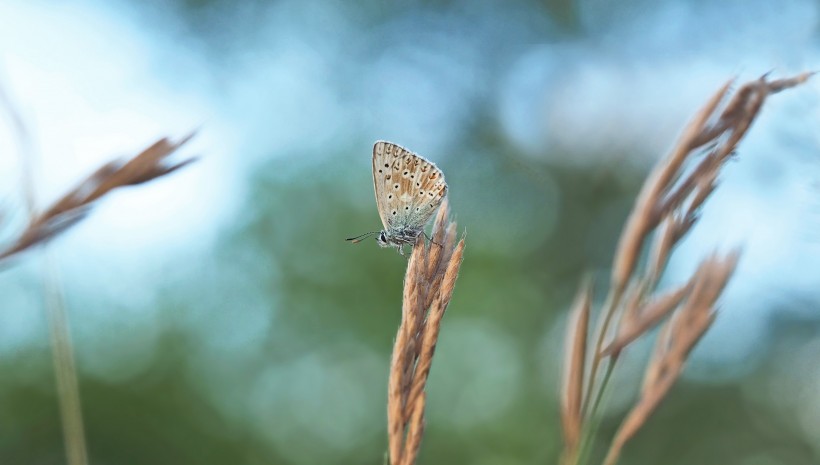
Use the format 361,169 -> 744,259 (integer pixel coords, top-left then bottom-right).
376,231 -> 390,247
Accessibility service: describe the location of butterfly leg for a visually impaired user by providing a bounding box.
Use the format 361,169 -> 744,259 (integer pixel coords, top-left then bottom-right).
422,231 -> 443,248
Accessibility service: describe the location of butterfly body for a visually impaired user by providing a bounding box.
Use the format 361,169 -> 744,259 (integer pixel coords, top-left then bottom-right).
348,141 -> 448,254
376,227 -> 424,254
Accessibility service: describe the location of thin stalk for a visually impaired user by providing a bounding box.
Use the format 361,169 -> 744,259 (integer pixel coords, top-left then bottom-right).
587,356 -> 618,421
581,287 -> 624,417
576,359 -> 618,465
44,253 -> 88,465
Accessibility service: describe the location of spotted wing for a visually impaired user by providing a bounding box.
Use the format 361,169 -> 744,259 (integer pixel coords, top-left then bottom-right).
372,141 -> 448,231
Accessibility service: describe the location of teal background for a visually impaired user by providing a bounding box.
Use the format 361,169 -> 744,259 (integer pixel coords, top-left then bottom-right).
1,1 -> 819,464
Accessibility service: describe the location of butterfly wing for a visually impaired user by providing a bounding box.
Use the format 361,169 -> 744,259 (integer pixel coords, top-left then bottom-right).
372,141 -> 447,232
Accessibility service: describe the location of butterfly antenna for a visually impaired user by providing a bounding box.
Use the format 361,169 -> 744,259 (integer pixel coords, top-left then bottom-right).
346,231 -> 378,244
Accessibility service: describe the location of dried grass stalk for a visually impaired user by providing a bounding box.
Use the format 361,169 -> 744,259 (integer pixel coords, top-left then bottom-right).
560,72 -> 811,465
561,277 -> 592,458
1,79 -> 198,465
603,253 -> 739,465
600,283 -> 691,357
387,199 -> 465,465
0,134 -> 197,262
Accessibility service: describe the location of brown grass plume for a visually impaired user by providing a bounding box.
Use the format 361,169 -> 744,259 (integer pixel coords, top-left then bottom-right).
387,199 -> 465,465
559,72 -> 812,465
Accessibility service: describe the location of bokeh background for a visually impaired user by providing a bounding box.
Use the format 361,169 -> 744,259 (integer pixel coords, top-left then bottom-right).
1,0 -> 820,464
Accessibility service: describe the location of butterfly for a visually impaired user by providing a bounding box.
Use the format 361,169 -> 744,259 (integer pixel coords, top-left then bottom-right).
347,141 -> 448,255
